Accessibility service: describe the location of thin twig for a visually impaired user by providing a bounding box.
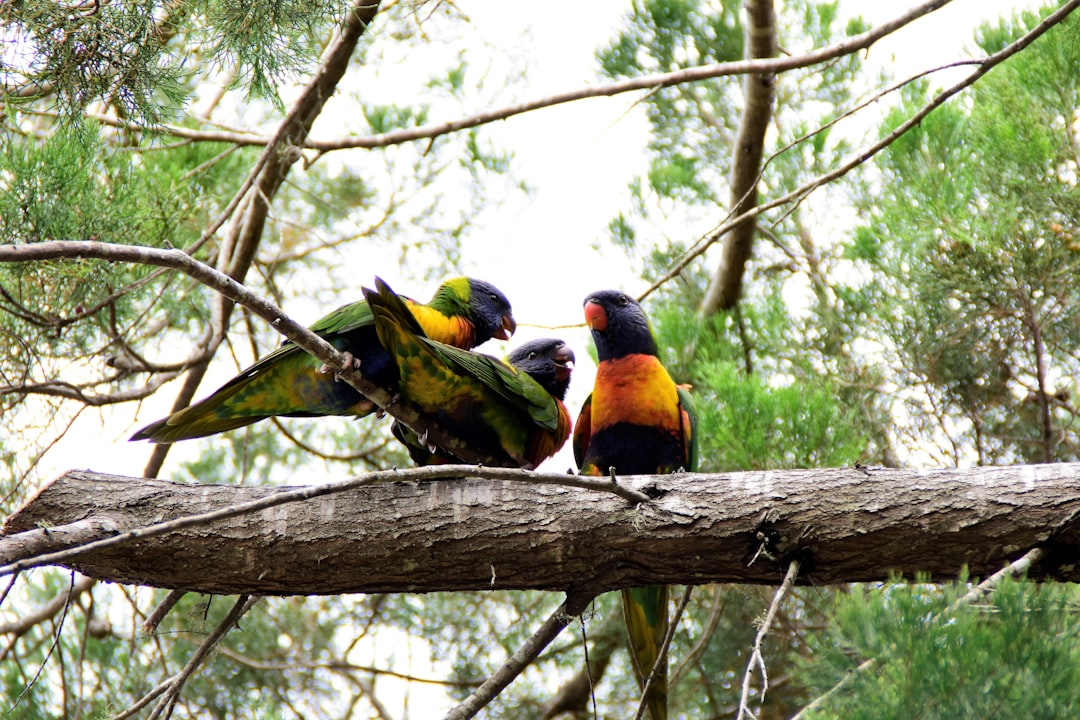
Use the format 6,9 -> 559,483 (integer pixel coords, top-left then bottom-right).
947,546 -> 1046,612
672,585 -> 726,686
9,571 -> 76,711
443,590 -> 598,720
146,595 -> 260,720
109,674 -> 180,720
737,560 -> 801,720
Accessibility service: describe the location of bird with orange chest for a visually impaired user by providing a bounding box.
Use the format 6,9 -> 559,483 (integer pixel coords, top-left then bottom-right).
573,289 -> 697,720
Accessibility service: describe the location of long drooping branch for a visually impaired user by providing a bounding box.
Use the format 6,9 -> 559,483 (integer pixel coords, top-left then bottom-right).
3,463 -> 1079,594
143,0 -> 383,478
47,0 -> 952,153
644,0 -> 1080,302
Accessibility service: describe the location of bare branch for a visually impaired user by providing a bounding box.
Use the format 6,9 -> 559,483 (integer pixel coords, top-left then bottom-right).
0,575 -> 95,636
145,595 -> 260,720
44,0 -> 950,155
643,0 -> 1080,302
736,560 -> 800,720
142,590 -> 186,636
443,590 -> 598,720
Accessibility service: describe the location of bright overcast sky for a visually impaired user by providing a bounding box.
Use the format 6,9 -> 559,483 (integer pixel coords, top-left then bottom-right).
37,0 -> 1045,481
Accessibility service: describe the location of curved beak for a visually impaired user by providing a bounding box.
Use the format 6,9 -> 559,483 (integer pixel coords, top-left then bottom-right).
584,299 -> 607,332
553,344 -> 575,382
494,312 -> 517,341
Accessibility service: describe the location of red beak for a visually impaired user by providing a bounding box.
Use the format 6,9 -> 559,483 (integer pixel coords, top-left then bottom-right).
584,300 -> 607,332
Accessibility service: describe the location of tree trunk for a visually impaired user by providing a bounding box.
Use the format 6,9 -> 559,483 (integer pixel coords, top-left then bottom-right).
4,463 -> 1080,595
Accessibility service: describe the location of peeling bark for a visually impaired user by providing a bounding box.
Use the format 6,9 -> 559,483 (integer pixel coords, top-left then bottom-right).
4,464 -> 1080,595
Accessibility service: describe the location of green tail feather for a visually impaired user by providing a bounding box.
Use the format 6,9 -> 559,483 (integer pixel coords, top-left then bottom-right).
622,585 -> 669,720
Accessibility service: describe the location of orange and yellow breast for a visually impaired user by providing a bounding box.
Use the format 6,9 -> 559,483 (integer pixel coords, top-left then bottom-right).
589,354 -> 681,434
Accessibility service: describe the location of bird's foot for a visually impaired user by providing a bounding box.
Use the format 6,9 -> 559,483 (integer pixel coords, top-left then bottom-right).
320,352 -> 362,381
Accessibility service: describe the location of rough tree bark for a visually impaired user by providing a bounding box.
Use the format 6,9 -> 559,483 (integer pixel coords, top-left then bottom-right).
700,0 -> 777,314
4,463 -> 1080,595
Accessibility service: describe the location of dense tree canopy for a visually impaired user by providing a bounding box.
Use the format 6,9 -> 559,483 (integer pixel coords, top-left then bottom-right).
3,1 -> 1080,718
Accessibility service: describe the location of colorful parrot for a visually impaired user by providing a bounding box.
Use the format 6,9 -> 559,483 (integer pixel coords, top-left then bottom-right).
131,277 -> 516,443
365,278 -> 574,469
573,289 -> 697,720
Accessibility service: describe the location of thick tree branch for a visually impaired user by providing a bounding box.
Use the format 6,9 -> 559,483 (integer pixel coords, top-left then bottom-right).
644,0 -> 1080,302
701,0 -> 777,315
3,464 -> 1079,594
0,465 -> 649,572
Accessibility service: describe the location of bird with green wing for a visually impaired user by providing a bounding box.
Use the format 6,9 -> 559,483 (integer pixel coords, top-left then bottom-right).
131,277 -> 515,443
573,289 -> 697,720
364,277 -> 574,470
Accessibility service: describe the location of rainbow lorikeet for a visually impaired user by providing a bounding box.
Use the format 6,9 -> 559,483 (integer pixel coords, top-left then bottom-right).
131,277 -> 516,443
573,290 -> 697,720
364,278 -> 574,469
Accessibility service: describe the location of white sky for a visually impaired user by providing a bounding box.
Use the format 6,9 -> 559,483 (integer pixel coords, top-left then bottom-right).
25,0 -> 1043,480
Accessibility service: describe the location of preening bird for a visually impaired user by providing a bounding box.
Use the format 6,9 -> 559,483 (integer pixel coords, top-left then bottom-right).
364,278 -> 574,469
573,289 -> 697,720
131,277 -> 516,443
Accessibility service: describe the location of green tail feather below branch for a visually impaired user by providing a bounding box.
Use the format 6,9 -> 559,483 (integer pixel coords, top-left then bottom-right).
623,585 -> 670,720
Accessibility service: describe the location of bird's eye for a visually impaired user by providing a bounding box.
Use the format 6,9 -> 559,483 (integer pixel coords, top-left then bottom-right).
618,295 -> 629,305
529,351 -> 538,359
489,292 -> 498,302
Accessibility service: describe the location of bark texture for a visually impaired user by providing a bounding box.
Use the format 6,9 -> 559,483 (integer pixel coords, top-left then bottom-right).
5,464 -> 1080,595
701,0 -> 777,314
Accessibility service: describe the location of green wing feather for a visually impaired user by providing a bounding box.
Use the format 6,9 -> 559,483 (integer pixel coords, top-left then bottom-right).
677,385 -> 698,473
369,279 -> 557,430
367,279 -> 559,465
130,298 -> 379,443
